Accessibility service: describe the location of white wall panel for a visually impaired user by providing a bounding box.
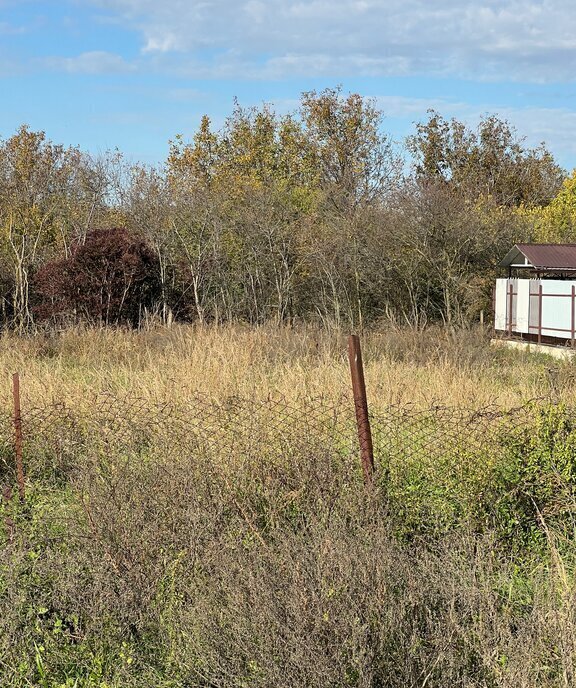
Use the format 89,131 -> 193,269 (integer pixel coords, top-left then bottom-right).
516,279 -> 530,333
499,278 -> 576,340
541,280 -> 575,338
494,278 -> 508,330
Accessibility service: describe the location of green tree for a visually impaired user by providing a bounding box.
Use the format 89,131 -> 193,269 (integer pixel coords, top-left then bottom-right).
300,86 -> 401,216
527,169 -> 576,241
408,111 -> 564,207
165,101 -> 322,324
167,104 -> 318,210
0,127 -> 74,329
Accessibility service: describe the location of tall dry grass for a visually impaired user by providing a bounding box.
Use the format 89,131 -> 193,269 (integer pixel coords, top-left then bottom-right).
0,323 -> 573,412
2,324 -> 576,686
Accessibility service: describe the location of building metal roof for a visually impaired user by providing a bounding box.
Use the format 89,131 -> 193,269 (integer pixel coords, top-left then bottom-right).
499,244 -> 576,271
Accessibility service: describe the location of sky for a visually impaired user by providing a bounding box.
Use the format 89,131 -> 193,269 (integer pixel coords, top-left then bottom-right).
1,0 -> 576,171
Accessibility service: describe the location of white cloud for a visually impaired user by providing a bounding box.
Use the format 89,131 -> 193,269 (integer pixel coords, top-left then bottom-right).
0,21 -> 26,35
88,0 -> 576,81
364,94 -> 576,169
41,51 -> 134,75
496,106 -> 576,166
372,95 -> 470,118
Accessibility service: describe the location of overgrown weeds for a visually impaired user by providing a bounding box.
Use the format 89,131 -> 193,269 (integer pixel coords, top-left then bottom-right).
2,327 -> 576,686
1,404 -> 576,686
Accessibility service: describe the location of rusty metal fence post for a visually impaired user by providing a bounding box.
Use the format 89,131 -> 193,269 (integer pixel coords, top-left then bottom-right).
12,372 -> 25,500
508,281 -> 514,337
347,335 -> 375,485
538,284 -> 543,344
570,285 -> 576,348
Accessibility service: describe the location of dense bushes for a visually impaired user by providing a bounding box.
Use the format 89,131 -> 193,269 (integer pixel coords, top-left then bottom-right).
1,395 -> 576,686
34,228 -> 161,327
493,404 -> 576,545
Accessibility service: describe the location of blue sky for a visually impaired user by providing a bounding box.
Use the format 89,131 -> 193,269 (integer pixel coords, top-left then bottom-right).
2,0 -> 576,171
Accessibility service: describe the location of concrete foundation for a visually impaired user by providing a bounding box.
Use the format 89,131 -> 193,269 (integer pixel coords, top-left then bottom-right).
490,338 -> 576,360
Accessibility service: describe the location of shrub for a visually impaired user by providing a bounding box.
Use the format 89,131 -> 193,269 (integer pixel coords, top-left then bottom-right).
3,443 -> 575,687
492,404 -> 576,547
34,228 -> 160,327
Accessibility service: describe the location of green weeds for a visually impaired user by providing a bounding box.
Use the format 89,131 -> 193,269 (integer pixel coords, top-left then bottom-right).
2,400 -> 576,686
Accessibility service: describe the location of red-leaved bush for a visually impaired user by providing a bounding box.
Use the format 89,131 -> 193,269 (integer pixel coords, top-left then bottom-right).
34,227 -> 161,326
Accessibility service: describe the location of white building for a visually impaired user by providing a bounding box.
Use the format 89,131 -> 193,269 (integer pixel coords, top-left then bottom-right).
495,244 -> 576,345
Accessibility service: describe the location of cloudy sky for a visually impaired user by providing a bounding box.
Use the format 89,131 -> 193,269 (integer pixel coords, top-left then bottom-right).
1,0 -> 576,169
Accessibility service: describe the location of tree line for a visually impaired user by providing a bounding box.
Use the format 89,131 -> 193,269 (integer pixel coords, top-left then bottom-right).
0,87 -> 571,331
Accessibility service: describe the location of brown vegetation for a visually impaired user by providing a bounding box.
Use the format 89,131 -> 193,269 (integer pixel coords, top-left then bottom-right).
0,327 -> 575,686
0,89 -> 567,331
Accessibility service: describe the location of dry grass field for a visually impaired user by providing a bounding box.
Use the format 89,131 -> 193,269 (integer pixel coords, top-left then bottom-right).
0,323 -> 572,410
1,324 -> 576,688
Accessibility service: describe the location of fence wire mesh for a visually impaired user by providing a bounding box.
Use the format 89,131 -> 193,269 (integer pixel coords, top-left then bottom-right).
0,388 -> 563,494
0,391 -> 357,485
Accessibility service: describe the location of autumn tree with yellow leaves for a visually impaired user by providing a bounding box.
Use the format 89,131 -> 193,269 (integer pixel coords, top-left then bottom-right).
0,90 -> 570,330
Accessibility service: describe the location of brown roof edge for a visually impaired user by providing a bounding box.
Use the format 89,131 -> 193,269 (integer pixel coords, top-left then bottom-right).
501,244 -> 576,270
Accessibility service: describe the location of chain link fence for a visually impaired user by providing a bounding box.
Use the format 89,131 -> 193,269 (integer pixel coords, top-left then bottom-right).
0,382 -> 559,494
